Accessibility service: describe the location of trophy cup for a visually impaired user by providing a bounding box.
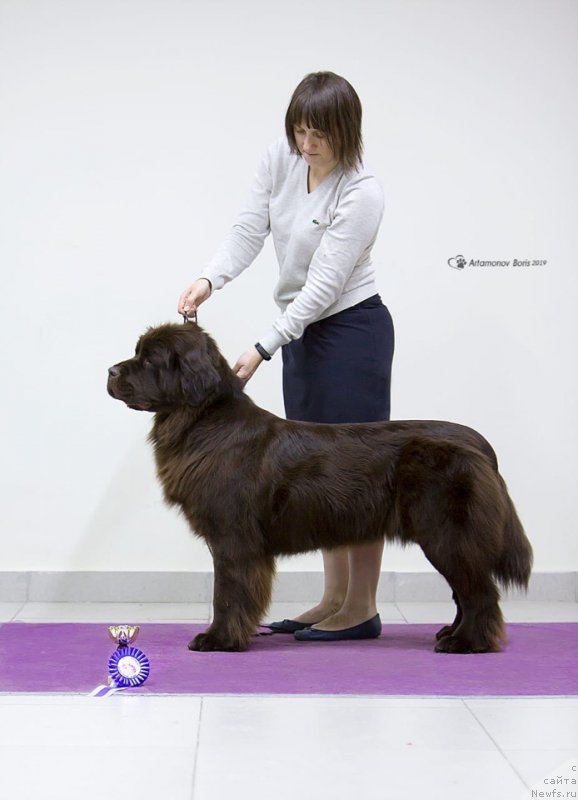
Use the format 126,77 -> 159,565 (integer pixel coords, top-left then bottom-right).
107,625 -> 150,688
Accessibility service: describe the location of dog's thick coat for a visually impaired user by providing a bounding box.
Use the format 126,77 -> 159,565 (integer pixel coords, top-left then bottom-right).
108,323 -> 533,653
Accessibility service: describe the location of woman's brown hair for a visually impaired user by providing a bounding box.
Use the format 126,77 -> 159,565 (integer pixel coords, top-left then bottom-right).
285,71 -> 363,173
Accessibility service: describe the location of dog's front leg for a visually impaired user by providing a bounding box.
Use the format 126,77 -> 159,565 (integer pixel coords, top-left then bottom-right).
189,551 -> 275,652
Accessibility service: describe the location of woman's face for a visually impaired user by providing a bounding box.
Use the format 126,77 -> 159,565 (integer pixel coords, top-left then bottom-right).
293,122 -> 338,171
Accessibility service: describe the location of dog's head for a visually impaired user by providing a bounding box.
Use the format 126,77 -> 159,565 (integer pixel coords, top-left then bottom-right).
107,323 -> 236,412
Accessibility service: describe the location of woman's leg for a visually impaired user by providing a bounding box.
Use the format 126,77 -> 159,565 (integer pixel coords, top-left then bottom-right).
311,539 -> 385,631
280,299 -> 393,630
291,547 -> 350,624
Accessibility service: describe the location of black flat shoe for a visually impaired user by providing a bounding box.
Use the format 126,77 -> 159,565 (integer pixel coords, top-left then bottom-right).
294,614 -> 382,641
265,619 -> 318,634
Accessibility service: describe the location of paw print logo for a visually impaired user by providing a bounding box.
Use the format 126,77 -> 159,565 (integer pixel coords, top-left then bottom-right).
448,254 -> 467,270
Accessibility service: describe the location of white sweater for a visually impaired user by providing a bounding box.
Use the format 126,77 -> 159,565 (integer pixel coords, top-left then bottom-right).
200,135 -> 384,356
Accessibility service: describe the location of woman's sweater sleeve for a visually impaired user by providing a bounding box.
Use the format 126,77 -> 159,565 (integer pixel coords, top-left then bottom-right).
199,149 -> 272,290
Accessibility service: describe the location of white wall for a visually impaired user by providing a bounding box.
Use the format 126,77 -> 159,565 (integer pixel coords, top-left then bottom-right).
1,0 -> 576,573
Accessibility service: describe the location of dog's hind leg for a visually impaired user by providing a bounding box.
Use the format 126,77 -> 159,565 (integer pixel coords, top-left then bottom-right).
435,575 -> 505,654
189,551 -> 275,652
396,439 -> 506,652
421,544 -> 505,654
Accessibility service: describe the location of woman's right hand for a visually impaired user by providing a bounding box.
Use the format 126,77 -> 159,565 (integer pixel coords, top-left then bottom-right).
177,278 -> 212,316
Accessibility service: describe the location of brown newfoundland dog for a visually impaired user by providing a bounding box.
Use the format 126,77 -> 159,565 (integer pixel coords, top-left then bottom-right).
107,322 -> 532,654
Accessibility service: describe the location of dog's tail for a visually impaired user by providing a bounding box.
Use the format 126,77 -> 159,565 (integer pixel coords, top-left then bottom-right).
493,475 -> 533,592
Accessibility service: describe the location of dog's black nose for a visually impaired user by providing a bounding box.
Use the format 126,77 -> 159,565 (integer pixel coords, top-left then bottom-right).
108,366 -> 121,378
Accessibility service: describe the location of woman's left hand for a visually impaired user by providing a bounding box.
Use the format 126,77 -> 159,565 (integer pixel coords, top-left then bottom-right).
233,347 -> 263,383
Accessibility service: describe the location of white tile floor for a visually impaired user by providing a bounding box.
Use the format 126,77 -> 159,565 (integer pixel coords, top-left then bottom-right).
0,601 -> 577,800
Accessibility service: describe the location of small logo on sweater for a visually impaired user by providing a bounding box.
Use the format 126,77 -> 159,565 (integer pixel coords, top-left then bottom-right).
312,219 -> 320,225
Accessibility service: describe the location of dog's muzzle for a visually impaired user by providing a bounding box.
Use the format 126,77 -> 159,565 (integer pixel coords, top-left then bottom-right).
107,365 -> 152,411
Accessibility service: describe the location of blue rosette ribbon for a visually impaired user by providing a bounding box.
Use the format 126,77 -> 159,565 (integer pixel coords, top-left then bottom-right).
108,646 -> 150,688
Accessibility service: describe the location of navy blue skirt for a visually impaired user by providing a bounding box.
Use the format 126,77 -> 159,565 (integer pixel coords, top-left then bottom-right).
282,294 -> 394,423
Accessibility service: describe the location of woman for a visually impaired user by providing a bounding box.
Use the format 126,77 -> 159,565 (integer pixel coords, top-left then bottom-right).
178,71 -> 394,641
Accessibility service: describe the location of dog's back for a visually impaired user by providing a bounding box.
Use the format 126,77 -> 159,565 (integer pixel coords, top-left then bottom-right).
373,419 -> 498,470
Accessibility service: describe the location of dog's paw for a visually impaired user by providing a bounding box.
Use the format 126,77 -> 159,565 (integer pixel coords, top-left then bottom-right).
434,634 -> 498,654
188,631 -> 245,652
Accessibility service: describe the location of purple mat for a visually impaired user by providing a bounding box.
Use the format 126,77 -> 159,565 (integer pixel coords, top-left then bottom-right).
0,622 -> 576,695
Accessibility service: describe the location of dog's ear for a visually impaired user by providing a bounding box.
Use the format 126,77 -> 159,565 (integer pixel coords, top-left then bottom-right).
179,338 -> 221,405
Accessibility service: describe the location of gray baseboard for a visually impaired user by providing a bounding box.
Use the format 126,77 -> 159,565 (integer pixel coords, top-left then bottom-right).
0,571 -> 576,603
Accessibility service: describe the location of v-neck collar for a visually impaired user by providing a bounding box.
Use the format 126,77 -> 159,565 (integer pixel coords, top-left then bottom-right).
305,162 -> 341,195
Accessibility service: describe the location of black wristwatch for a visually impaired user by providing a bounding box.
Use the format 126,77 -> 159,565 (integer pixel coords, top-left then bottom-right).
254,342 -> 271,361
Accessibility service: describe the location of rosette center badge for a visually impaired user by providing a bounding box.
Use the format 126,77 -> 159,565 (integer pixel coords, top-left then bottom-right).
107,625 -> 150,688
